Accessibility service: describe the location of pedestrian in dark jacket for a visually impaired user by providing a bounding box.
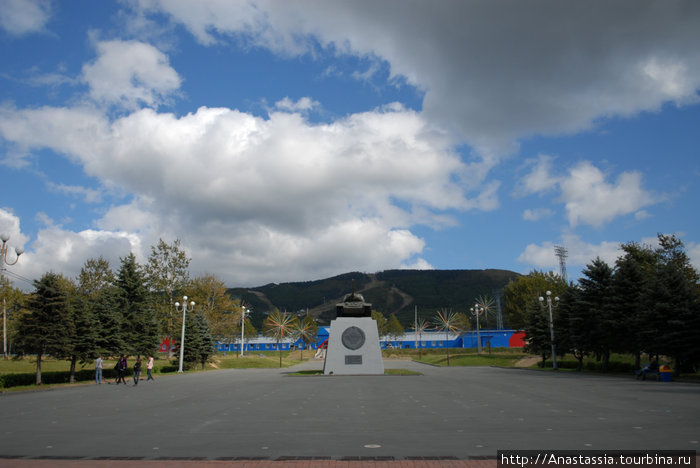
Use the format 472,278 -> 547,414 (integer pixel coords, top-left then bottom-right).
133,358 -> 142,385
115,355 -> 128,384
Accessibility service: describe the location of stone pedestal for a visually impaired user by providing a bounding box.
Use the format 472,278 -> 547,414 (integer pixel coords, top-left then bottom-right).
323,317 -> 384,375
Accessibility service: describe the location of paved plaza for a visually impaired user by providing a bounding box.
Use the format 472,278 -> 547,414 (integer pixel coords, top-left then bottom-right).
0,359 -> 698,465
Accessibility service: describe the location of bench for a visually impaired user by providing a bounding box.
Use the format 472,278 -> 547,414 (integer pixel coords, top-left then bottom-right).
635,369 -> 660,380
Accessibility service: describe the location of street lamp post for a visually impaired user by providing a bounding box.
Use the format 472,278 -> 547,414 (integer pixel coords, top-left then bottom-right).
174,296 -> 195,373
538,290 -> 559,370
1,233 -> 23,360
240,306 -> 249,357
470,304 -> 483,355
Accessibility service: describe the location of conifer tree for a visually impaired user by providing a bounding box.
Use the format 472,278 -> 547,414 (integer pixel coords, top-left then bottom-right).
556,285 -> 589,371
610,242 -> 656,369
651,235 -> 700,373
182,309 -> 204,367
577,258 -> 614,371
67,292 -> 100,383
195,312 -> 215,369
78,257 -> 123,357
524,299 -> 551,367
116,253 -> 158,357
92,285 -> 125,356
15,273 -> 74,385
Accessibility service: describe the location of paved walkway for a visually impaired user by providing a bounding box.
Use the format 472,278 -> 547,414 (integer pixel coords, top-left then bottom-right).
0,459 -> 498,468
0,359 -> 697,467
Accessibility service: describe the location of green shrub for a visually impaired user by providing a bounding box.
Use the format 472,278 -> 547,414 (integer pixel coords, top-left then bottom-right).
0,368 -> 119,388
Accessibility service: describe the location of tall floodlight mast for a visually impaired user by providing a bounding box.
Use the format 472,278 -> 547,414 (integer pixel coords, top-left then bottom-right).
554,245 -> 568,282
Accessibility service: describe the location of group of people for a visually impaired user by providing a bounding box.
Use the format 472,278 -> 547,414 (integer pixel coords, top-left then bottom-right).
95,355 -> 155,385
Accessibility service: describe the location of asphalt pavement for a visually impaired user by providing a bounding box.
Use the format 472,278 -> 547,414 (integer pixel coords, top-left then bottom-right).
0,359 -> 698,462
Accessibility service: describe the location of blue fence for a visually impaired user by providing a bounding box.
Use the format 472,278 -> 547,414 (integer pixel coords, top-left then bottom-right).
215,329 -> 524,352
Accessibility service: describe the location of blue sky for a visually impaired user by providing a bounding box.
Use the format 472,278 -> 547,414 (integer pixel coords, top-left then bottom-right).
1,0 -> 699,289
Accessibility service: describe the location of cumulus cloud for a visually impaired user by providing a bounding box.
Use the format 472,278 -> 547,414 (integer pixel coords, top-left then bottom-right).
81,40 -> 182,109
517,159 -> 658,228
131,0 -> 700,157
1,209 -> 146,292
0,0 -> 51,36
515,155 -> 560,197
0,98 -> 476,285
15,226 -> 143,290
0,208 -> 29,250
560,162 -> 657,228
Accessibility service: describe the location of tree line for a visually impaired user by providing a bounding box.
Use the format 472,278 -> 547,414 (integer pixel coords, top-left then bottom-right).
504,234 -> 700,375
5,239 -> 247,385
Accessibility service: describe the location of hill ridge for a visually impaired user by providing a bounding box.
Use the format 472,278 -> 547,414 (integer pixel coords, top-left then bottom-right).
229,268 -> 520,326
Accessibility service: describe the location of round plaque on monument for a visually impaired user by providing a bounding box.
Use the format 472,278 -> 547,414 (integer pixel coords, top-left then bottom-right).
341,326 -> 366,350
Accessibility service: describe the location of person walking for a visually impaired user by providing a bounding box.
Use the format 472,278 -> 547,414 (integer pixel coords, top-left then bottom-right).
95,356 -> 103,384
133,358 -> 142,385
146,356 -> 155,381
116,355 -> 128,384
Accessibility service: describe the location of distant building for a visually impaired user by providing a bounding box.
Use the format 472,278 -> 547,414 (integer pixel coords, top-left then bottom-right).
212,328 -> 526,352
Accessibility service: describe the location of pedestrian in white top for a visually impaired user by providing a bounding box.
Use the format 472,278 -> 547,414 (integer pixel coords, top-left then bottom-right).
95,356 -> 103,384
146,356 -> 155,381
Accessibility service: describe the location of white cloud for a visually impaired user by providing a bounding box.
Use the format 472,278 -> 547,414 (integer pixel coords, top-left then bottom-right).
519,233 -> 700,279
688,242 -> 700,273
81,40 -> 181,109
523,208 -> 553,222
0,99 -> 482,285
560,162 -> 657,228
11,226 -> 143,290
518,235 -> 622,272
132,1 -> 700,157
0,0 -> 51,36
515,155 -> 560,197
0,208 -> 29,251
274,97 -> 320,113
47,182 -> 103,204
517,159 -> 658,228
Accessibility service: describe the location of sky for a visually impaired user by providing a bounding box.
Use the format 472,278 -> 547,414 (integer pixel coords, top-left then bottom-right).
1,0 -> 699,291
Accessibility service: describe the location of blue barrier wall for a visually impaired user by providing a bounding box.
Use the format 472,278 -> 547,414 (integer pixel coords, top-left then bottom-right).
215,329 -> 523,352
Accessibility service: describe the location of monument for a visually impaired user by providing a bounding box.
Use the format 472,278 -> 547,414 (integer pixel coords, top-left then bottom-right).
323,289 -> 384,375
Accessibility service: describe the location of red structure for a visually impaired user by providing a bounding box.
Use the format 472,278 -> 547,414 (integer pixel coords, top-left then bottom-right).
508,331 -> 526,348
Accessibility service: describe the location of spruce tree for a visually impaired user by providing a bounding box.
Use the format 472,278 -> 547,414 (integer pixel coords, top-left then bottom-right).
651,235 -> 700,373
116,253 -> 158,357
15,273 -> 74,385
523,299 -> 550,367
67,292 -> 100,383
78,257 -> 122,358
610,243 -> 656,369
577,258 -> 614,371
196,312 -> 215,369
182,309 -> 204,367
555,285 -> 589,371
93,285 -> 125,356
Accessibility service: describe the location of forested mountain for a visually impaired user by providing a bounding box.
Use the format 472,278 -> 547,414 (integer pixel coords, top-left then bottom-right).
228,269 -> 520,327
